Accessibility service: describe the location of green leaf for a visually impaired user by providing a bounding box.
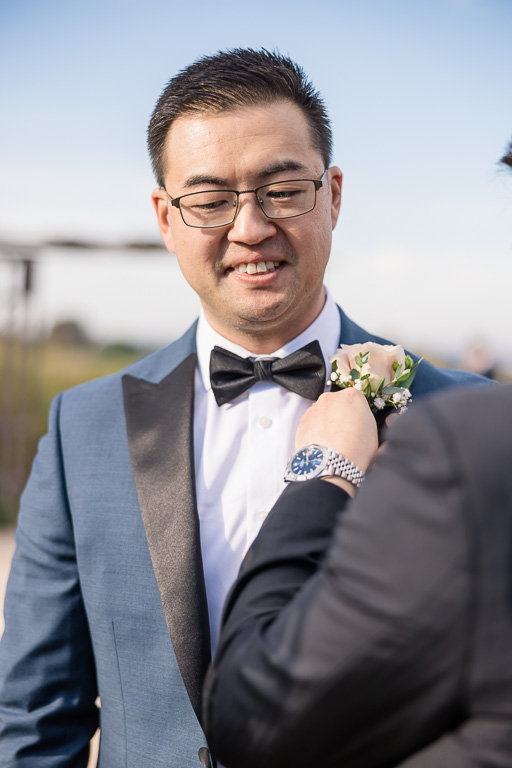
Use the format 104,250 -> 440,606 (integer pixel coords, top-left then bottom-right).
376,378 -> 385,393
360,352 -> 370,365
395,369 -> 411,383
396,357 -> 422,390
397,374 -> 414,390
360,373 -> 371,380
350,368 -> 360,380
382,385 -> 403,395
364,382 -> 372,398
354,354 -> 362,368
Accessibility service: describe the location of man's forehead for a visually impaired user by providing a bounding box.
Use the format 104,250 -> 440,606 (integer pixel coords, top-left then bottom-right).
168,99 -> 302,130
166,102 -> 309,142
162,102 -> 322,185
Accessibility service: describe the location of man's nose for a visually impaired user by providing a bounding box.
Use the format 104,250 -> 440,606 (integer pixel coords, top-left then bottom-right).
227,193 -> 277,244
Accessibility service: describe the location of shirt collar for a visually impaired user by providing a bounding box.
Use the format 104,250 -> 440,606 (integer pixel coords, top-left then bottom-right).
196,288 -> 341,393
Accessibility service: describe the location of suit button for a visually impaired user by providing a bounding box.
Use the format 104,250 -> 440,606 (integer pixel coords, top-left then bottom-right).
198,747 -> 212,767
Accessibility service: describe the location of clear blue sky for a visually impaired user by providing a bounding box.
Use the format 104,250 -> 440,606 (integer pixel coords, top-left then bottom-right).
1,0 -> 511,359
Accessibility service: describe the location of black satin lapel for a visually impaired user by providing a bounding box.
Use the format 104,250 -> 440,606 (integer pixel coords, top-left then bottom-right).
122,353 -> 210,725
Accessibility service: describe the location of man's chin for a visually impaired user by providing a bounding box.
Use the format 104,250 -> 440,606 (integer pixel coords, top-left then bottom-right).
233,300 -> 295,330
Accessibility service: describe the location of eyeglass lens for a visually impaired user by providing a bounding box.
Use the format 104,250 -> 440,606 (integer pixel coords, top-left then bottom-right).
179,179 -> 318,227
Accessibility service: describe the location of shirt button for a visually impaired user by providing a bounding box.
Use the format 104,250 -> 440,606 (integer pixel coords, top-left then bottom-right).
256,510 -> 268,524
258,415 -> 272,429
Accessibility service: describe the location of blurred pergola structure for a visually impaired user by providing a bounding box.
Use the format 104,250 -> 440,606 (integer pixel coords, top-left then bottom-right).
0,237 -> 165,519
0,240 -> 41,517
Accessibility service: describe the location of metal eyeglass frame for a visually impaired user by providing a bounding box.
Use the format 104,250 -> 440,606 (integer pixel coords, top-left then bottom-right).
164,169 -> 328,229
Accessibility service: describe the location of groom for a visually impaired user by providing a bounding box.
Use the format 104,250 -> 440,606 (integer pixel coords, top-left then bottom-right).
0,48 -> 487,767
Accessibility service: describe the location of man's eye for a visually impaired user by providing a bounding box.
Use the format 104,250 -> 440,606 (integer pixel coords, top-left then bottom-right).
267,188 -> 301,200
190,199 -> 231,212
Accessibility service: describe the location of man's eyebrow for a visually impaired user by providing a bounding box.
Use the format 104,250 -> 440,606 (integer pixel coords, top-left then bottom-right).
257,161 -> 309,179
181,161 -> 310,190
182,173 -> 229,189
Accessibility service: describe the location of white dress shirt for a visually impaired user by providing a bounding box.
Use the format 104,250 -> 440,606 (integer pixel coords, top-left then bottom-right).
194,290 -> 341,653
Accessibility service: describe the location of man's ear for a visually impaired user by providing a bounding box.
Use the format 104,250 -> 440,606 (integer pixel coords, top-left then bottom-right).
151,188 -> 176,253
328,167 -> 343,229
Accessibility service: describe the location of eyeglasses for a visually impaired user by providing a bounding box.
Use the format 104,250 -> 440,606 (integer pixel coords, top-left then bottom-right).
164,170 -> 328,229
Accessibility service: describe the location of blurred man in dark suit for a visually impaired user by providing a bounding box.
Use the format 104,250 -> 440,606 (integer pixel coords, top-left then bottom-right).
204,141 -> 512,768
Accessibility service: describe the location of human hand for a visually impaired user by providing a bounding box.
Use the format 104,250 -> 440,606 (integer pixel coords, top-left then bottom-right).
296,388 -> 378,474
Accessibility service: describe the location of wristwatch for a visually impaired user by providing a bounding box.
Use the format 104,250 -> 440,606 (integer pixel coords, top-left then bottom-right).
284,444 -> 365,487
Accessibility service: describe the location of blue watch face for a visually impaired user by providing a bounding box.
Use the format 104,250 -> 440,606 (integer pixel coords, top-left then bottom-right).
291,446 -> 325,476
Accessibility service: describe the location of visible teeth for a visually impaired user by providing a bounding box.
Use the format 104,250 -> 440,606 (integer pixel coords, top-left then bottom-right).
235,261 -> 281,274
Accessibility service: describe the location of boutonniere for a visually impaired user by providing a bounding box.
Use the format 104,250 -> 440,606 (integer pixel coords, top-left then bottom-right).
329,342 -> 422,414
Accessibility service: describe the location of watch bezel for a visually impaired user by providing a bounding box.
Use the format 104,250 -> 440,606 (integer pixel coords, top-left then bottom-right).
285,444 -> 330,482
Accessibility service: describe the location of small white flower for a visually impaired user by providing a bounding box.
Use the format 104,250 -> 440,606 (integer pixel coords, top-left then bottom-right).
354,379 -> 363,391
330,371 -> 338,381
374,396 -> 386,410
392,392 -> 403,404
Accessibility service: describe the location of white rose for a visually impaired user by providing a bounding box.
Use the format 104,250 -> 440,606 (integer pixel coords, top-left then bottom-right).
330,342 -> 405,391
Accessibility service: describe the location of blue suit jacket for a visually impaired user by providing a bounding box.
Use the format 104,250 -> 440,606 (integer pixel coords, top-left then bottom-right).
0,308 -> 489,767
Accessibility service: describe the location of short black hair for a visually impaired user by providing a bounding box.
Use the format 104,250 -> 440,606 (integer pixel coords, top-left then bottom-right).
147,48 -> 333,188
500,139 -> 512,171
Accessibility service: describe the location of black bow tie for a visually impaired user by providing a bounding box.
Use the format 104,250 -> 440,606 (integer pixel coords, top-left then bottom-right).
209,340 -> 326,406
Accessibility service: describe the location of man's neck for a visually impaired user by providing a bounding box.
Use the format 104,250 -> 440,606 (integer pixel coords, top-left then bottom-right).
202,296 -> 327,355
215,330 -> 302,356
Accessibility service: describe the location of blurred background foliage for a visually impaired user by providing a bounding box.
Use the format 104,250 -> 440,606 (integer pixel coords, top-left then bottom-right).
0,326 -> 148,525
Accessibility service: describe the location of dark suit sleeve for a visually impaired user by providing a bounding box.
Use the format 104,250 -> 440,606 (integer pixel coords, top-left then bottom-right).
204,401 -> 473,768
0,394 -> 99,767
395,717 -> 512,767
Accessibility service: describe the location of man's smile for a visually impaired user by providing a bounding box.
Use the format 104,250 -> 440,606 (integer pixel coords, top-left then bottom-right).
230,260 -> 281,274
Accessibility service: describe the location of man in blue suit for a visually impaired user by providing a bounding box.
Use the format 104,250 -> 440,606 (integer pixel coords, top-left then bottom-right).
0,49 -> 487,767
